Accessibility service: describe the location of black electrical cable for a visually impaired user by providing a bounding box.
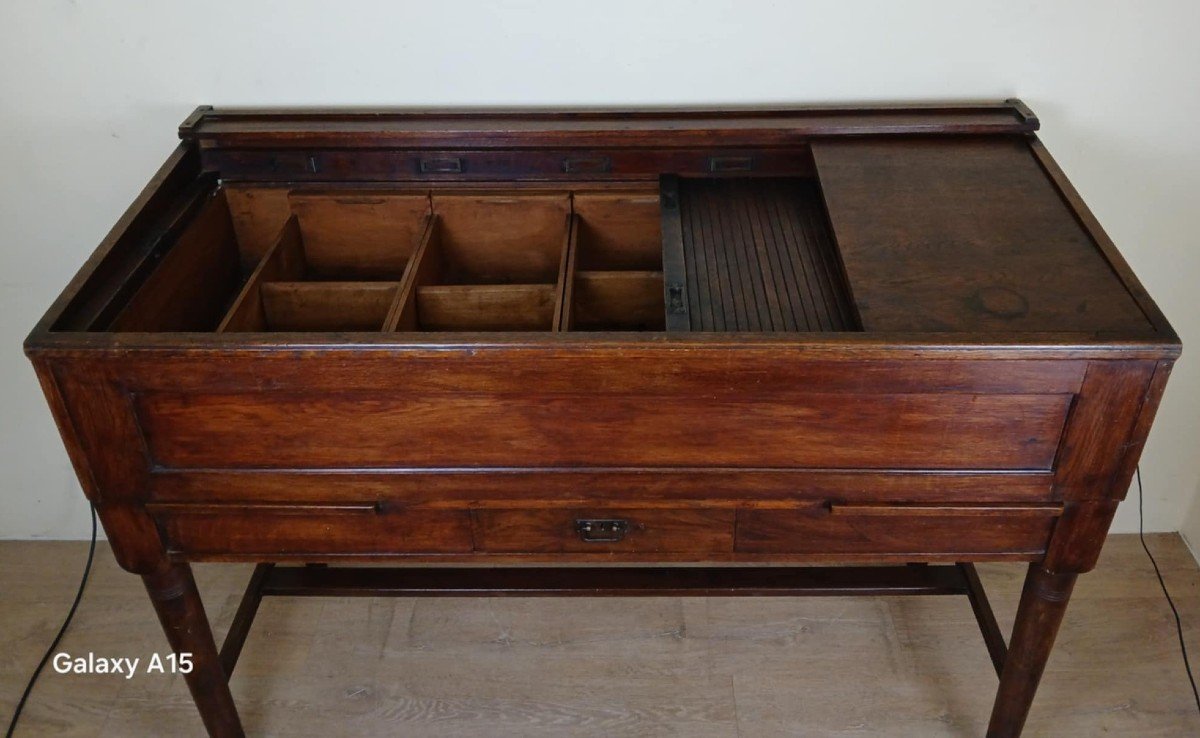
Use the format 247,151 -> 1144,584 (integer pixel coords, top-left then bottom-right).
5,503 -> 97,738
1136,466 -> 1200,715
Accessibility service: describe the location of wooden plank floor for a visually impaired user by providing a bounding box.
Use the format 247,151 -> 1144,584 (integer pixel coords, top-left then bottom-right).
2,535 -> 1199,737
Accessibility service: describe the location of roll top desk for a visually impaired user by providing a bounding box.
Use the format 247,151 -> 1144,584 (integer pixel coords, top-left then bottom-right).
25,101 -> 1179,737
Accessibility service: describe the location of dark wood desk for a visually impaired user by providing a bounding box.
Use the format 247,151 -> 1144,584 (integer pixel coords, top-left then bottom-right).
25,101 -> 1179,737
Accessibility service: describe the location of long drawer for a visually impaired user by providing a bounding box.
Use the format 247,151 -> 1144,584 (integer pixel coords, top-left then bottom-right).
736,503 -> 1060,557
154,504 -> 473,557
150,501 -> 1060,561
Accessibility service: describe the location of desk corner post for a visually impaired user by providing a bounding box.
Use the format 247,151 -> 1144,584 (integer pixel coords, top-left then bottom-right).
143,561 -> 245,738
985,563 -> 1077,738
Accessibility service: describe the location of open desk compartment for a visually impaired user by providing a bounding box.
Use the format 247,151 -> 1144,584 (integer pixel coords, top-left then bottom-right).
219,192 -> 431,332
394,193 -> 570,332
97,176 -> 858,335
562,191 -> 665,331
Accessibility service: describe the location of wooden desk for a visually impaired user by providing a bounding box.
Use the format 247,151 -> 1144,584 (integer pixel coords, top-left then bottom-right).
25,101 -> 1179,737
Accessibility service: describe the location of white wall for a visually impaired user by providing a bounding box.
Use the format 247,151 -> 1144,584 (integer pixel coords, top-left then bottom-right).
2,0 -> 1198,543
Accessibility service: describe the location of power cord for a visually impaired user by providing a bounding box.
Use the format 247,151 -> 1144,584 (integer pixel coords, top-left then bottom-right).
1136,466 -> 1200,715
4,503 -> 97,738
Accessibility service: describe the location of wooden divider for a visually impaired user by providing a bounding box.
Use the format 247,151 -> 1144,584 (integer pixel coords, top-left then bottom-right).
215,186 -> 664,334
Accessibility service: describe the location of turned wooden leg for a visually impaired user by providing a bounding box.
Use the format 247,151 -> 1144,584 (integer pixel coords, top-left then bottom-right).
986,563 -> 1077,738
144,562 -> 244,738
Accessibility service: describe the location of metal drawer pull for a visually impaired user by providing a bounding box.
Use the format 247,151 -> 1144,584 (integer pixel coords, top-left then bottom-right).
575,518 -> 629,542
708,155 -> 753,173
419,157 -> 464,174
562,156 -> 611,173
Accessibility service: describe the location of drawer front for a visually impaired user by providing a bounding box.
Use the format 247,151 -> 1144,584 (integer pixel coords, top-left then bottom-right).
135,391 -> 1071,471
474,508 -> 734,554
736,504 -> 1060,557
155,506 -> 472,557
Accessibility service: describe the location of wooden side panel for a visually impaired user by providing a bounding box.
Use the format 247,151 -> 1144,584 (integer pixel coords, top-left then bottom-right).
1052,360 -> 1157,500
813,138 -> 1153,334
223,185 -> 292,266
110,191 -> 242,332
431,194 -> 569,283
288,192 -> 430,278
572,191 -> 662,270
133,391 -> 1071,471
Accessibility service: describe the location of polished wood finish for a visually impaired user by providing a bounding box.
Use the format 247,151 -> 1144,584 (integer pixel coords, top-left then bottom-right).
813,138 -> 1152,334
24,102 -> 1179,737
988,565 -> 1078,737
142,563 -> 242,737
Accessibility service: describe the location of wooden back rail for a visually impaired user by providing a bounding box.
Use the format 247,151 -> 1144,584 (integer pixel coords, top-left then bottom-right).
24,102 -> 1179,738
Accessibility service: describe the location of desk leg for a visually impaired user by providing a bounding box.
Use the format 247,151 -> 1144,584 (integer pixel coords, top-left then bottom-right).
144,562 -> 244,738
986,564 -> 1077,738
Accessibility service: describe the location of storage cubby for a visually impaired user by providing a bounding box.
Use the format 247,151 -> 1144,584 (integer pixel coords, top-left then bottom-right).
561,191 -> 665,331
392,194 -> 571,332
104,184 -> 674,334
219,193 -> 431,332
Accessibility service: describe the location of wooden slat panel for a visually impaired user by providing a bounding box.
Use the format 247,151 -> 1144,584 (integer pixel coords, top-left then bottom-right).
134,391 -> 1071,471
679,178 -> 858,332
813,138 -> 1153,334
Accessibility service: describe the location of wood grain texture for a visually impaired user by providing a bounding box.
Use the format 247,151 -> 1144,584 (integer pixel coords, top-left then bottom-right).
20,104 -> 1182,738
431,193 -> 569,283
570,271 -> 665,330
259,282 -> 399,332
109,190 -> 242,332
736,506 -> 1058,557
474,508 -> 734,554
158,509 -> 472,556
813,137 -> 1154,335
572,191 -> 662,270
133,391 -> 1072,471
288,191 -> 430,279
415,284 -> 556,331
679,178 -> 858,332
222,185 -> 291,267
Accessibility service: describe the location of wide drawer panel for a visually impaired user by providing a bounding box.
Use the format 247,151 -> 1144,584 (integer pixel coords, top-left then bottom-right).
134,391 -> 1071,470
474,508 -> 734,554
155,506 -> 472,556
736,504 -> 1059,556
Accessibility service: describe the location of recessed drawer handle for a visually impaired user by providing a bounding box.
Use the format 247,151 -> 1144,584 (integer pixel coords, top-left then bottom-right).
575,518 -> 630,543
562,156 -> 611,174
708,155 -> 753,173
419,157 -> 464,174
